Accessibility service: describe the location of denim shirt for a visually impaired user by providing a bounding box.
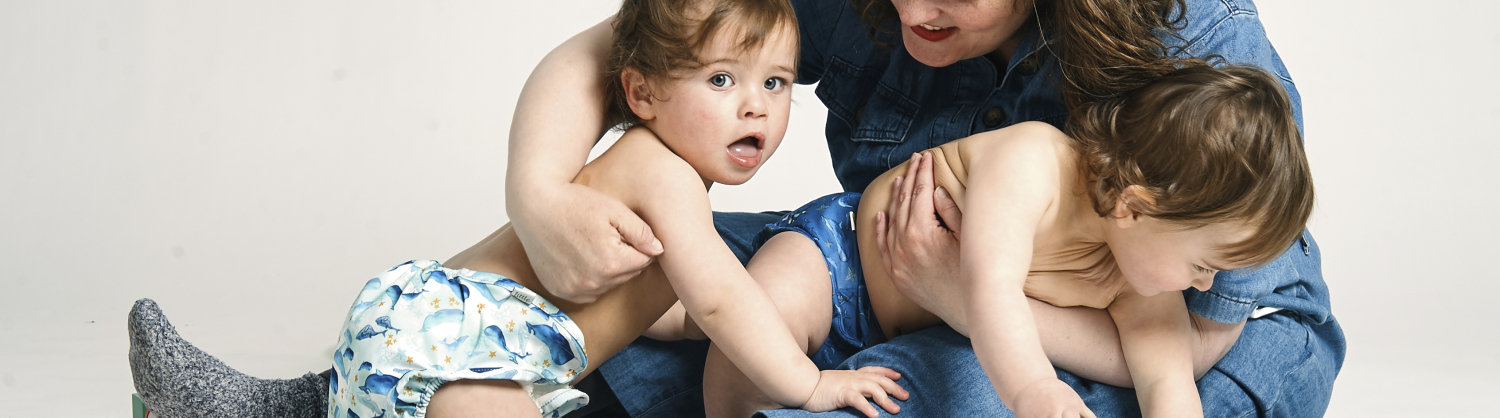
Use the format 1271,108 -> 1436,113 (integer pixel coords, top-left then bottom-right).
790,0 -> 1331,326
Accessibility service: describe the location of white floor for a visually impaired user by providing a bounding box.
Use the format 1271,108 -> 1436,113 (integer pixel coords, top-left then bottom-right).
2,1 -> 1496,416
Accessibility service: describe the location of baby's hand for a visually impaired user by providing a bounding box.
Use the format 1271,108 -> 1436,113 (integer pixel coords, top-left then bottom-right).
801,367 -> 909,417
1013,378 -> 1096,418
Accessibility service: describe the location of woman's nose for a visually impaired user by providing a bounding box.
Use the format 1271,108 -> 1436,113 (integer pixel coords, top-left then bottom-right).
894,0 -> 940,26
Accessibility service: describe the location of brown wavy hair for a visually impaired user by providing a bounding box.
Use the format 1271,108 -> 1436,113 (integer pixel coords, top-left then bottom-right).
847,0 -> 1193,125
1071,63 -> 1313,267
605,0 -> 798,127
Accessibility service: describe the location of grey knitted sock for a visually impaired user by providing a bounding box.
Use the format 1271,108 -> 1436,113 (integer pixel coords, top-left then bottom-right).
128,298 -> 328,418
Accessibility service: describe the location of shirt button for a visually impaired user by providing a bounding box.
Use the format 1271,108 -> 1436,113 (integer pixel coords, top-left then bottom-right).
982,107 -> 1006,128
1016,55 -> 1040,76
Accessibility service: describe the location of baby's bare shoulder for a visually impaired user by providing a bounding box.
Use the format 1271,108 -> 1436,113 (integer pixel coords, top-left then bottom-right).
578,127 -> 704,210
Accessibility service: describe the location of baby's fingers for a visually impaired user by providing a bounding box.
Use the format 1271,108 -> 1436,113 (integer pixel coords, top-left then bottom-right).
846,391 -> 882,418
856,366 -> 902,381
874,376 -> 909,402
866,384 -> 903,414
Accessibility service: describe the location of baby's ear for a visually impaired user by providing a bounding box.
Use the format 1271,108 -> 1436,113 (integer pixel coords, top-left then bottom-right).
623,68 -> 656,121
1112,185 -> 1157,226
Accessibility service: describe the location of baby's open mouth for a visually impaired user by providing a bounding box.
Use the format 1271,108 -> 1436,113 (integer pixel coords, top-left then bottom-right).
727,135 -> 763,168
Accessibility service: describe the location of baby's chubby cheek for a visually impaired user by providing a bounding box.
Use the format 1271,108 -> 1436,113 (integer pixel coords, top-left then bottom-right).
693,106 -> 718,125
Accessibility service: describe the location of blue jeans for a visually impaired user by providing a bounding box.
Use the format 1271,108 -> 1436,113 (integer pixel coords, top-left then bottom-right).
755,315 -> 1343,417
592,211 -> 1344,417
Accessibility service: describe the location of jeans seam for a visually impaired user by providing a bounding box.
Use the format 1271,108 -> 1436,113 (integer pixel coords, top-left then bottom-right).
1203,288 -> 1256,306
1257,323 -> 1316,416
1181,9 -> 1257,58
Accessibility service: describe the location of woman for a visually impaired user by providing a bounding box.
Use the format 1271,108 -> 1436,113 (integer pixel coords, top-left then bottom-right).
510,0 -> 1342,417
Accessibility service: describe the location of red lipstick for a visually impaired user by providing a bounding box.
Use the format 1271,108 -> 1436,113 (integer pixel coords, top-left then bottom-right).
910,25 -> 954,42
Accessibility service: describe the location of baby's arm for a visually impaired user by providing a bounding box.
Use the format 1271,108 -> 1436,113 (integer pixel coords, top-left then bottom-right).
625,142 -> 902,414
945,123 -> 1094,416
1107,290 -> 1204,417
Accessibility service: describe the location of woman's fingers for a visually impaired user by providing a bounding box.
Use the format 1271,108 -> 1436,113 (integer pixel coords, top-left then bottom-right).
613,214 -> 664,257
894,154 -> 923,228
518,184 -> 660,303
934,185 -> 962,238
906,152 -> 937,230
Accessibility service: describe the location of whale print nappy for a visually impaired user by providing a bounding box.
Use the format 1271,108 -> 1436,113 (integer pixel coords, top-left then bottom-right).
328,260 -> 588,418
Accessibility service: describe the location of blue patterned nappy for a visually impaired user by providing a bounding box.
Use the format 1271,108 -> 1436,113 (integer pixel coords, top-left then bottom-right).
327,260 -> 588,418
755,192 -> 886,370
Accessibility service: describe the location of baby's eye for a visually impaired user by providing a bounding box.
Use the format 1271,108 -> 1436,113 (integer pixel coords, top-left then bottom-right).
1193,264 -> 1215,274
709,73 -> 734,88
763,77 -> 785,91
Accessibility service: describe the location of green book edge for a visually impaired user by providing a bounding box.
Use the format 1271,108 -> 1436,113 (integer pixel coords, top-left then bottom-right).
132,393 -> 148,418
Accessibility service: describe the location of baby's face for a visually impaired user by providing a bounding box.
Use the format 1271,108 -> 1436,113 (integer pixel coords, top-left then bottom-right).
645,23 -> 798,186
1108,218 -> 1256,297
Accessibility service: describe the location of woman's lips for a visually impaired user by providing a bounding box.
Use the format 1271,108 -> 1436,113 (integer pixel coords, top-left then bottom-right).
910,24 -> 955,42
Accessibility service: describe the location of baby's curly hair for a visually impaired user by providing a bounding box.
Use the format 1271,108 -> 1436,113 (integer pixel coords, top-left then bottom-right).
1070,63 -> 1313,268
604,0 -> 798,128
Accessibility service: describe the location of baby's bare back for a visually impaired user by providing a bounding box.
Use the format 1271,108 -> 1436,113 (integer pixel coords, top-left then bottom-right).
854,128 -> 1128,339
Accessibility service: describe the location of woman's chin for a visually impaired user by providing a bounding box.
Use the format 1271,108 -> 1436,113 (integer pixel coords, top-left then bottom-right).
903,36 -> 966,68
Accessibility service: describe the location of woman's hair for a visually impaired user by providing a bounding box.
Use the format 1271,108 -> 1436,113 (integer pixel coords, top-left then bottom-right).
847,0 -> 1194,127
605,0 -> 798,127
1070,63 -> 1313,268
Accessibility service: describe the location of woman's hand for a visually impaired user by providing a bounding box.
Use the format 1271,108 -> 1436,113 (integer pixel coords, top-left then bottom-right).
509,183 -> 663,303
874,152 -> 969,331
1012,378 -> 1097,418
801,367 -> 909,417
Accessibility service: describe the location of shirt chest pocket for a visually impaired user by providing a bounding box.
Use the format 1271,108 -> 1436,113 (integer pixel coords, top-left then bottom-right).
814,56 -> 919,145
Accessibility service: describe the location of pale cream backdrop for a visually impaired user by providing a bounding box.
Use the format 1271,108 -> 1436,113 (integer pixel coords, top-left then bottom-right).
1,0 -> 1496,416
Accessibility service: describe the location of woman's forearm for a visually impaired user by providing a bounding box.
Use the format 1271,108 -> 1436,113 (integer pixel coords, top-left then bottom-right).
505,17 -> 615,207
501,16 -> 668,303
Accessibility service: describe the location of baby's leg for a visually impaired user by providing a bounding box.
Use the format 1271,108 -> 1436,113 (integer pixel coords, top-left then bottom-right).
643,300 -> 706,341
703,232 -> 833,418
542,262 -> 683,379
425,380 -> 540,418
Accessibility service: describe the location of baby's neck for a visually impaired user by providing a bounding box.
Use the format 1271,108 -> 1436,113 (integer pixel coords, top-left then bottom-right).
1056,181 -> 1109,248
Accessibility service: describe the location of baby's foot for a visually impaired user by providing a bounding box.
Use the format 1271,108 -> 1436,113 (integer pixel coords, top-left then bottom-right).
128,298 -> 327,418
